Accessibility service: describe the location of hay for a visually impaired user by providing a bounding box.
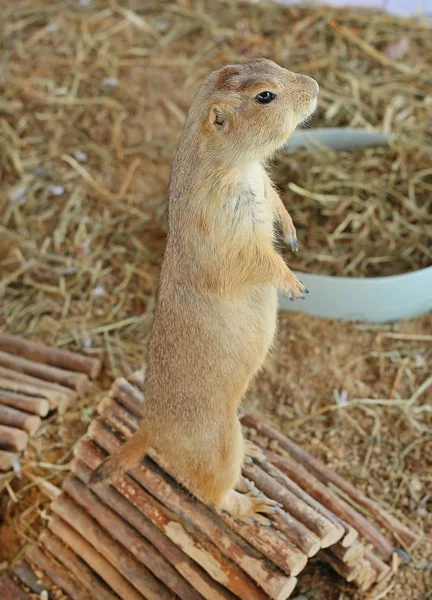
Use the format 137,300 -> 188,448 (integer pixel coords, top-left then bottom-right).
0,1 -> 431,598
275,143 -> 432,276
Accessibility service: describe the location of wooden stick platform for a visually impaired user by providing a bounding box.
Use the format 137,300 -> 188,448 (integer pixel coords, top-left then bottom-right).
0,334 -> 102,477
2,374 -> 419,599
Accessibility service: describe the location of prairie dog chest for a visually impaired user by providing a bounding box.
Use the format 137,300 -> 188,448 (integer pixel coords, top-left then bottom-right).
226,163 -> 274,236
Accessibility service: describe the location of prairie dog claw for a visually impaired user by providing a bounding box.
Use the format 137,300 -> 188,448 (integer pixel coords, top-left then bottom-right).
281,272 -> 307,301
245,441 -> 267,463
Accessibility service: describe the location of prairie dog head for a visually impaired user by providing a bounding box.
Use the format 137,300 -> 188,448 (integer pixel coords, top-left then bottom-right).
194,58 -> 318,164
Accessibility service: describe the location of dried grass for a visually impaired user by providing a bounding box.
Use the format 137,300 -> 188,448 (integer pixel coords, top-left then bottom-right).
275,144 -> 432,276
0,1 -> 431,598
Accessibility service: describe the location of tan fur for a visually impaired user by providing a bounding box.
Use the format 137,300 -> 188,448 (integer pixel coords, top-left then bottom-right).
90,59 -> 318,524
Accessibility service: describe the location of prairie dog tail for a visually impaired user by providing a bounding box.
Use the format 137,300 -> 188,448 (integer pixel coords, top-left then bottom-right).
89,427 -> 150,486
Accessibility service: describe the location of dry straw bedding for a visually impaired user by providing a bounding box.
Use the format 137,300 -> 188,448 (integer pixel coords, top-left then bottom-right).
276,144 -> 432,277
0,1 -> 431,598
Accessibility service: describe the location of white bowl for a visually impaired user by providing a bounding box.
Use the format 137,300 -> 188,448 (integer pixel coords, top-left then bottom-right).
278,128 -> 432,322
279,267 -> 432,322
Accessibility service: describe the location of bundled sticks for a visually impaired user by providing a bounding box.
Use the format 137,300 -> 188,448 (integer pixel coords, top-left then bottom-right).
4,375 -> 418,600
242,414 -> 420,590
0,334 -> 102,474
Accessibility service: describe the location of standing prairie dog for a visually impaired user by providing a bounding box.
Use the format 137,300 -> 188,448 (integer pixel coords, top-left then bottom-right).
91,58 -> 319,524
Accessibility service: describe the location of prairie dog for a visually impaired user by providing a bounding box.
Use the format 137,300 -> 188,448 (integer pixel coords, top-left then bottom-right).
91,59 -> 318,524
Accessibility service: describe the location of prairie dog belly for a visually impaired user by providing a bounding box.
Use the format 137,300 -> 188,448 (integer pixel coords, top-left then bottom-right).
242,284 -> 278,363
149,283 -> 278,405
219,284 -> 278,373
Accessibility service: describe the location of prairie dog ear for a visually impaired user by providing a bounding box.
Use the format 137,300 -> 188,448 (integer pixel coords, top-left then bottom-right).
208,105 -> 230,133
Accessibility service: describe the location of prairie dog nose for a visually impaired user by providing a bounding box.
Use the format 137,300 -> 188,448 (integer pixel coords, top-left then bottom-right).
298,74 -> 319,95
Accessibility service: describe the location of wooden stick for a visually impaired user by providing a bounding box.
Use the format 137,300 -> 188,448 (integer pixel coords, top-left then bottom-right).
98,394 -> 135,430
11,559 -> 47,595
0,450 -> 19,471
73,455 -> 240,600
337,521 -> 359,548
86,420 -> 298,599
0,575 -> 32,600
0,365 -> 77,402
352,559 -> 378,591
0,376 -> 72,413
110,377 -> 145,416
243,414 -> 418,548
26,544 -> 95,600
52,492 -> 175,600
267,452 -> 394,561
252,455 -> 354,548
64,475 -> 207,600
127,368 -> 146,391
270,510 -> 321,558
0,405 -> 41,435
0,389 -> 50,416
330,539 -> 364,567
364,547 -> 392,583
26,474 -> 62,500
321,549 -> 363,583
48,515 -> 146,600
324,544 -> 378,591
243,460 -> 342,549
0,424 -> 29,452
0,351 -> 90,394
40,529 -> 120,600
94,405 -> 309,578
0,334 -> 102,379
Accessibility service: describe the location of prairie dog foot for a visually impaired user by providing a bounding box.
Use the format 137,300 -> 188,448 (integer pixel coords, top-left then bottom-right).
235,476 -> 257,494
244,440 -> 267,464
221,489 -> 278,526
281,270 -> 309,302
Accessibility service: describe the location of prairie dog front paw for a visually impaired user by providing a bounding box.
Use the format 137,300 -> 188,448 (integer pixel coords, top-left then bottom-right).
282,217 -> 299,252
280,271 -> 309,301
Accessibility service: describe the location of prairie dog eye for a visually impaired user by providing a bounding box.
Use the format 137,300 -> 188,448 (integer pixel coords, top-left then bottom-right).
255,91 -> 276,104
